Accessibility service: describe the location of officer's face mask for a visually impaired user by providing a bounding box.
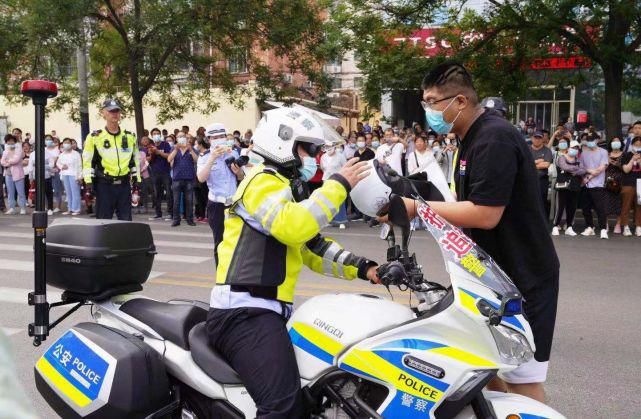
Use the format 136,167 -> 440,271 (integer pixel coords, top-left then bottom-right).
299,156 -> 317,181
424,97 -> 461,135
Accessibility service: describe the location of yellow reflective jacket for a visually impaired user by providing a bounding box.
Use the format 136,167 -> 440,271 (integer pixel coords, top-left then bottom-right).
82,128 -> 141,183
215,164 -> 376,303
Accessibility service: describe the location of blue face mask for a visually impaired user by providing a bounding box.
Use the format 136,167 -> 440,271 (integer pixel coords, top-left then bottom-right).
558,142 -> 568,150
45,139 -> 54,147
568,148 -> 579,157
425,98 -> 460,135
611,141 -> 621,150
299,156 -> 317,181
587,141 -> 597,148
371,141 -> 380,149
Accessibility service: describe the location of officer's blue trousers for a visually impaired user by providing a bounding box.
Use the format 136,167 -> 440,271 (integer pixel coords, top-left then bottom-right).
95,181 -> 132,221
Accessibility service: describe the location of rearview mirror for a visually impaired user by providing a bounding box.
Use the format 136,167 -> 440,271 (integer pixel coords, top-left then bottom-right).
380,223 -> 391,240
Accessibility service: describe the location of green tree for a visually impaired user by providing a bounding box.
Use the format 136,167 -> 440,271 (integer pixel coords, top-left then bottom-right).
333,0 -> 641,137
0,0 -> 330,137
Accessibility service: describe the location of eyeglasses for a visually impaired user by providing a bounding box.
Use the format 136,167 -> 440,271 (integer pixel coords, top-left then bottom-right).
421,94 -> 458,111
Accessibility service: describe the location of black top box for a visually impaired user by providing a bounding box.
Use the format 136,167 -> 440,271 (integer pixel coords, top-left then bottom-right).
45,219 -> 156,297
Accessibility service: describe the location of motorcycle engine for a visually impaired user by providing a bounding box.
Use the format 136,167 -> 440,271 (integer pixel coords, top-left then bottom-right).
315,374 -> 388,419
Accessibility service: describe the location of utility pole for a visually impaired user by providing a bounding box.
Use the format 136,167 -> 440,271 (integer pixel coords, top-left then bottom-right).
77,19 -> 90,144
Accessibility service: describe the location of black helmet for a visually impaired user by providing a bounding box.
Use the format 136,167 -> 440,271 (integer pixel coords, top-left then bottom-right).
481,97 -> 508,117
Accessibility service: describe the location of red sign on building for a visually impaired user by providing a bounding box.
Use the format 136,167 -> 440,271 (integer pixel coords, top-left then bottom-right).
391,27 -> 592,70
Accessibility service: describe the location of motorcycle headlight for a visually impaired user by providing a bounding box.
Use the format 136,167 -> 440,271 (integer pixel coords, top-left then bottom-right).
490,324 -> 533,365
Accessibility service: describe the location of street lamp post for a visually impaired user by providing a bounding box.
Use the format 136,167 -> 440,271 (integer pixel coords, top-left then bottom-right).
20,80 -> 58,346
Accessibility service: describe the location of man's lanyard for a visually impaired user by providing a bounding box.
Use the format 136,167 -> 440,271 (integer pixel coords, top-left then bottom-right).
449,149 -> 459,195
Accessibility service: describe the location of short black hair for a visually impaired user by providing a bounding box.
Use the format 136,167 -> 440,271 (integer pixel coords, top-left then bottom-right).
421,61 -> 478,104
633,120 -> 641,127
4,134 -> 16,143
151,127 -> 161,134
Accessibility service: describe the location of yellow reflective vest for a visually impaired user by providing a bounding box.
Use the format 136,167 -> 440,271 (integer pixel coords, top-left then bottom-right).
82,128 -> 141,183
215,164 -> 375,303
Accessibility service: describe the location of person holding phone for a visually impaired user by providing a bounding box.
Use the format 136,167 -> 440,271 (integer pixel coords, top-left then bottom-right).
197,123 -> 244,264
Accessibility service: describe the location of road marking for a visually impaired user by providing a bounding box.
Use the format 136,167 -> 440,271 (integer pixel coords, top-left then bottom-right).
152,230 -> 212,239
152,254 -> 211,264
0,243 -> 32,252
0,231 -> 31,239
0,244 -> 210,264
1,327 -> 23,336
0,287 -> 63,304
154,240 -> 213,250
0,260 -> 163,281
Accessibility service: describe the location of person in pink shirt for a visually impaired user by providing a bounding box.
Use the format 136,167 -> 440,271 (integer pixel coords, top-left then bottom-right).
1,134 -> 27,214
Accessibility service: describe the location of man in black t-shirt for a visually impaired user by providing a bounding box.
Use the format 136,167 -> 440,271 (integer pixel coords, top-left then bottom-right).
404,62 -> 559,402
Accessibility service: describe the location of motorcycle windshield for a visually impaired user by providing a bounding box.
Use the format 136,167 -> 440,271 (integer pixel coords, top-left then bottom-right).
415,201 -> 520,298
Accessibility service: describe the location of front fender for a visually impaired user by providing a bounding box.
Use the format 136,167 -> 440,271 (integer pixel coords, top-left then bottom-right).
454,390 -> 566,419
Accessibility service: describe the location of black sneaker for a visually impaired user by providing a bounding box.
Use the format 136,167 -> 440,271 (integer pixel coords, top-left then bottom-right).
187,220 -> 196,226
171,221 -> 180,227
149,215 -> 163,220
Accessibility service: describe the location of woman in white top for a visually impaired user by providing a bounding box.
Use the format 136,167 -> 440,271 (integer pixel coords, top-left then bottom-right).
320,145 -> 348,227
407,136 -> 437,175
375,135 -> 405,175
56,138 -> 83,215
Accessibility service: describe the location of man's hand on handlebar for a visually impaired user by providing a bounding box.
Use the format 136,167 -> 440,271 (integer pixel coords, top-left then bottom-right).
366,266 -> 381,284
376,261 -> 408,287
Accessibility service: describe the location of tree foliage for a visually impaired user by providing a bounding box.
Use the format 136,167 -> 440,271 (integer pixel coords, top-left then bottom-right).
332,0 -> 641,135
0,0 -> 332,136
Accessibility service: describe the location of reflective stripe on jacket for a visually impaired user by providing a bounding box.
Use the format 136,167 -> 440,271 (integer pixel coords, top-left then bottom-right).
215,164 -> 374,303
82,129 -> 140,183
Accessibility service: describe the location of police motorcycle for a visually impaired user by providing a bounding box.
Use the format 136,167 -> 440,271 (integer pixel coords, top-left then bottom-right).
33,160 -> 563,419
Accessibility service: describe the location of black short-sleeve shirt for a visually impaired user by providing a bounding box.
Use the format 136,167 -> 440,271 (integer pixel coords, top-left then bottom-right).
453,109 -> 559,292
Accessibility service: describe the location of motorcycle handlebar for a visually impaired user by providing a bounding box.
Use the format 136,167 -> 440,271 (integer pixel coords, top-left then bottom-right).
377,261 -> 411,288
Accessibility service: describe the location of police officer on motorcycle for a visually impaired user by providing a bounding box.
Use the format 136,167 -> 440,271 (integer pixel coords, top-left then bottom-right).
82,99 -> 141,220
206,107 -> 380,417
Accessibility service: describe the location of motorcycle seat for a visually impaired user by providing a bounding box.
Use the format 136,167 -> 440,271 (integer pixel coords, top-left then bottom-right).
120,298 -> 207,350
189,322 -> 242,385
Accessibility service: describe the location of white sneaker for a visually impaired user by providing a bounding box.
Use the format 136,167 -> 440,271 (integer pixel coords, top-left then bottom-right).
4,208 -> 15,215
19,208 -> 26,215
600,229 -> 609,239
71,212 -> 81,216
636,226 -> 641,237
53,208 -> 61,213
623,226 -> 632,237
339,223 -> 346,229
565,226 -> 577,236
551,226 -> 560,236
581,227 -> 595,236
47,209 -> 53,216
62,211 -> 71,215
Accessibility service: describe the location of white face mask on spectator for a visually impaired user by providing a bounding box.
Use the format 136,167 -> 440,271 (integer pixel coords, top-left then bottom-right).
177,137 -> 187,146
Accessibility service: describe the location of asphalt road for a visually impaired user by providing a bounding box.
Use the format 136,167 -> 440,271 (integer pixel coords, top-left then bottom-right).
0,213 -> 639,418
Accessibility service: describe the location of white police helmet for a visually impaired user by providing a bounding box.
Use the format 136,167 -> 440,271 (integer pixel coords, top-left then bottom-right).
350,160 -> 393,217
252,107 -> 343,168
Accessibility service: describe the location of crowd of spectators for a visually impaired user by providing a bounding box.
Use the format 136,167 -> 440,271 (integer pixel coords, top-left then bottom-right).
2,116 -> 639,240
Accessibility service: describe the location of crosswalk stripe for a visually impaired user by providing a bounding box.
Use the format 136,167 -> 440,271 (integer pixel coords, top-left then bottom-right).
0,287 -> 63,304
0,259 -> 164,280
1,327 -> 23,336
154,240 -> 213,250
151,230 -> 212,239
0,231 -> 31,239
0,242 -> 210,264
